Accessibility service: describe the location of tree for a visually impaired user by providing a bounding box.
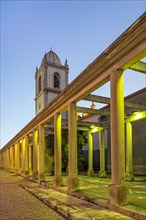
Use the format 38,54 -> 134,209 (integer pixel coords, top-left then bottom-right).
45,129 -> 87,173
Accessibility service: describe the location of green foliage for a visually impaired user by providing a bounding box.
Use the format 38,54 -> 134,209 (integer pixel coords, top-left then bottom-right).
45,129 -> 87,173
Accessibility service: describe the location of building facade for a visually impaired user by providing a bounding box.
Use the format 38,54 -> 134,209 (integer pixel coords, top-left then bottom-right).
35,50 -> 69,114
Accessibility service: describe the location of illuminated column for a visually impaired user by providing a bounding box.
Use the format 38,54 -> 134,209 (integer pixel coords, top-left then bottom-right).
15,142 -> 20,172
53,113 -> 63,186
21,138 -> 25,174
125,122 -> 134,181
4,151 -> 6,168
6,150 -> 8,169
29,144 -> 33,171
0,153 -> 2,168
15,143 -> 18,171
4,151 -> 6,169
6,149 -> 10,170
38,124 -> 45,182
24,135 -> 29,175
10,145 -> 14,170
9,147 -> 12,169
87,132 -> 94,176
99,130 -> 107,177
6,150 -> 9,169
17,141 -> 20,172
14,142 -> 20,172
109,70 -> 129,205
8,147 -> 11,170
8,149 -> 10,169
32,129 -> 38,179
67,102 -> 79,191
13,145 -> 15,170
2,152 -> 5,168
2,151 -> 5,169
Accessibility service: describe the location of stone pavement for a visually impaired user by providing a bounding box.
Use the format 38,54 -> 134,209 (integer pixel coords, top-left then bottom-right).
0,170 -> 63,220
0,170 -> 144,220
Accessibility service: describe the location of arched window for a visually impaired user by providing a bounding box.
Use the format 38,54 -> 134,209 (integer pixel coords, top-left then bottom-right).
38,76 -> 41,92
54,72 -> 60,88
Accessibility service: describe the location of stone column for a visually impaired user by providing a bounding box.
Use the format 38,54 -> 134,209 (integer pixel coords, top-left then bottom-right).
125,122 -> 134,181
4,150 -> 7,169
87,132 -> 94,176
9,147 -> 11,170
99,130 -> 107,177
15,143 -> 18,171
2,151 -> 5,168
67,102 -> 79,191
53,113 -> 63,186
7,148 -> 10,170
4,151 -> 6,168
32,129 -> 38,179
109,70 -> 129,206
10,145 -> 14,170
17,141 -> 20,172
38,124 -> 45,182
29,144 -> 33,172
0,152 -> 2,168
7,150 -> 9,169
21,138 -> 25,174
13,145 -> 15,170
20,140 -> 22,171
24,135 -> 29,175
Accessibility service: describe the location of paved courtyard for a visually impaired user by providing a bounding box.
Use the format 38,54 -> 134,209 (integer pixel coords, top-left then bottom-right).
1,170 -> 146,219
0,170 -> 63,220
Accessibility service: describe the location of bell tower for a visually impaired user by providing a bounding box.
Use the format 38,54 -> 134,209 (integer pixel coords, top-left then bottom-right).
35,50 -> 69,114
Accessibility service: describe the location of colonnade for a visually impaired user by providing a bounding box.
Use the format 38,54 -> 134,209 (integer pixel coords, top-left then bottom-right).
0,70 -> 130,204
0,71 -> 145,206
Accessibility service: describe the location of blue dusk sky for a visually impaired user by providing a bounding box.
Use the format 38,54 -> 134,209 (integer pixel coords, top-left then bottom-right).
1,0 -> 146,148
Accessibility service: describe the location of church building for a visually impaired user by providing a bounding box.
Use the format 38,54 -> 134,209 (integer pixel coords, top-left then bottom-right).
35,50 -> 69,114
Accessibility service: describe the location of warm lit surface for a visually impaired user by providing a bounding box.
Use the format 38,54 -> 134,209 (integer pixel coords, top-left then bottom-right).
44,174 -> 146,213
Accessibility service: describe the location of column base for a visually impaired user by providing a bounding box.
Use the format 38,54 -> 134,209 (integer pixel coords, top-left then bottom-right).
20,170 -> 24,175
53,175 -> 63,187
87,170 -> 94,176
32,171 -> 38,180
15,169 -> 20,173
109,184 -> 129,206
16,171 -> 21,175
38,172 -> 46,183
24,170 -> 29,176
67,176 -> 79,191
125,172 -> 134,181
99,170 -> 107,178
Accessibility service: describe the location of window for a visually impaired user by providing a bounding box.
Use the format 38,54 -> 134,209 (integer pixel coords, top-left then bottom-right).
54,72 -> 60,88
38,76 -> 41,92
